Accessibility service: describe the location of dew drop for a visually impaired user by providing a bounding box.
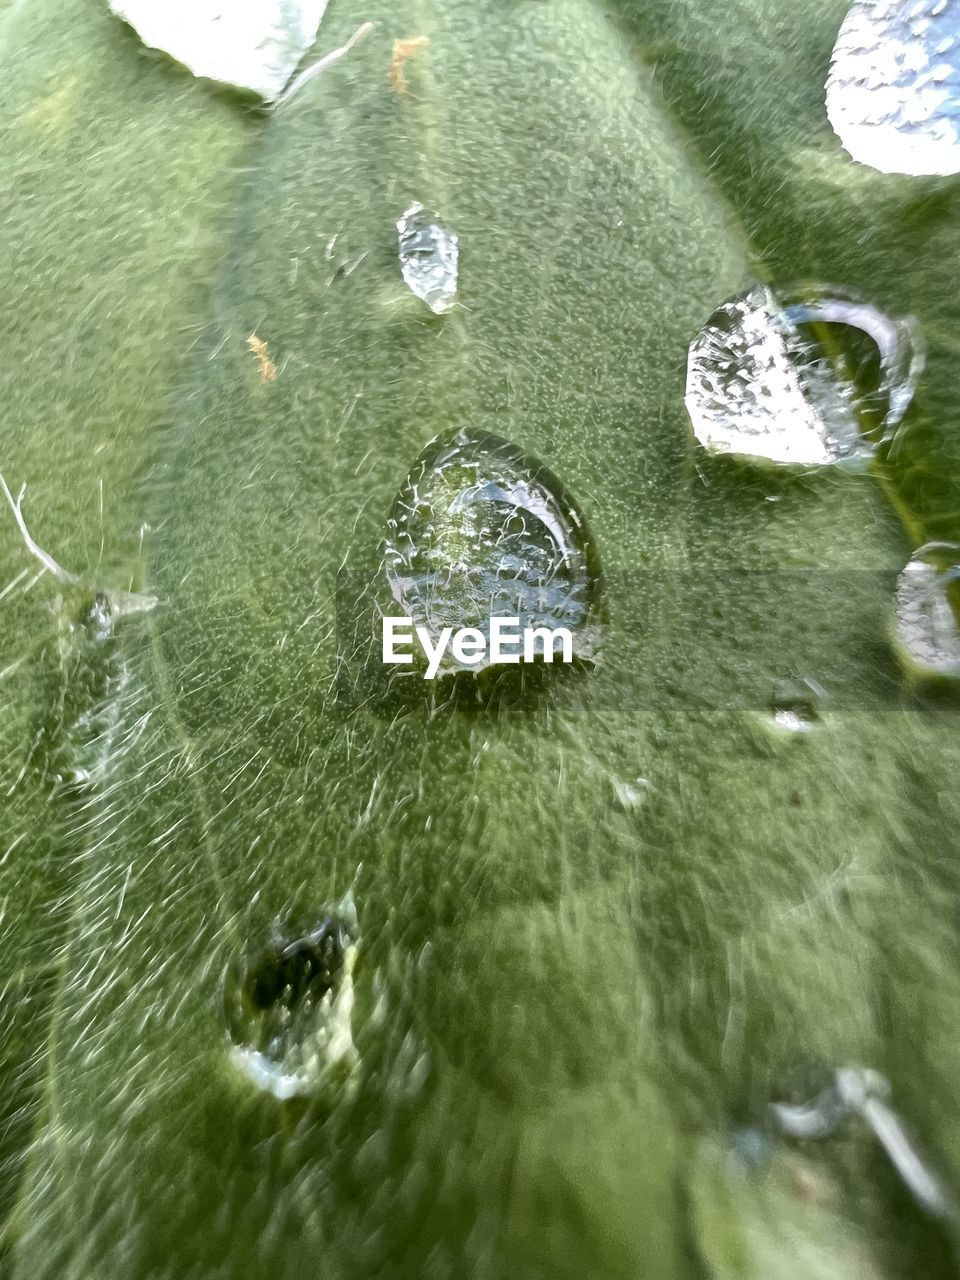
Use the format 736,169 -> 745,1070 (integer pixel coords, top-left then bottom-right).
894,541 -> 960,679
396,202 -> 459,314
773,710 -> 812,733
85,591 -> 114,637
769,676 -> 827,733
827,0 -> 960,176
611,776 -> 651,812
224,887 -> 359,1101
385,429 -> 603,678
685,283 -> 923,467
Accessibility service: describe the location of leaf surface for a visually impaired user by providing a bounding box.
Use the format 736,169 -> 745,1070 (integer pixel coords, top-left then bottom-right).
1,0 -> 959,1277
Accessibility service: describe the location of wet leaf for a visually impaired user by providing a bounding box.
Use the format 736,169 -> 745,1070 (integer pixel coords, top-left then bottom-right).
1,0 -> 960,1277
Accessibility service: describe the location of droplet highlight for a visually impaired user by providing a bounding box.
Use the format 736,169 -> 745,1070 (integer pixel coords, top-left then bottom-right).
827,0 -> 960,176
396,202 -> 459,314
224,888 -> 359,1100
895,541 -> 960,679
770,676 -> 826,733
385,429 -> 603,678
685,283 -> 923,466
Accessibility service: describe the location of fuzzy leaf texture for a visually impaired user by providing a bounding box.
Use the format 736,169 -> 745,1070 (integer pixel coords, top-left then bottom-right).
1,0 -> 960,1277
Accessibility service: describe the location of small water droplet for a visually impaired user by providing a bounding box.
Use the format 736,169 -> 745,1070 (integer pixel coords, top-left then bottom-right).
385,429 -> 603,678
895,541 -> 960,679
224,888 -> 359,1100
611,776 -> 651,812
85,591 -> 114,637
686,283 -> 923,466
774,710 -> 810,733
827,0 -> 960,176
395,201 -> 459,314
769,676 -> 827,733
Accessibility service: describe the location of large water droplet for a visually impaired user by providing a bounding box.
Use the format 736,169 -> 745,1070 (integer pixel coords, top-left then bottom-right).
685,283 -> 923,467
385,429 -> 603,678
108,0 -> 329,102
894,541 -> 960,679
396,202 -> 459,314
827,0 -> 960,176
224,888 -> 359,1100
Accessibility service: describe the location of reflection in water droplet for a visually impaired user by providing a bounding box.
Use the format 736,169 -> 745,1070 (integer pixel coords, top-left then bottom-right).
611,776 -> 651,812
770,676 -> 826,733
224,887 -> 359,1100
385,429 -> 603,678
396,202 -> 459,314
895,541 -> 960,678
685,284 -> 923,466
827,0 -> 960,176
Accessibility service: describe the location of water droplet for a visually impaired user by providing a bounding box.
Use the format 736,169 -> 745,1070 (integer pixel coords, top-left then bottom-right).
611,776 -> 651,812
396,202 -> 459,314
685,283 -> 923,466
772,709 -> 809,733
85,591 -> 114,637
770,676 -> 827,733
107,0 -> 329,102
224,887 -> 359,1101
895,541 -> 960,679
827,0 -> 960,176
385,429 -> 603,678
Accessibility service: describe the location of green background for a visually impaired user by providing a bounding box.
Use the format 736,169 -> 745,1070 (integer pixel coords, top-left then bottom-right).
1,0 -> 959,1276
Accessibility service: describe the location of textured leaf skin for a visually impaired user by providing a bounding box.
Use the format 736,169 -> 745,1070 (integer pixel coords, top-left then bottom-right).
0,0 -> 255,1260
0,1 -> 959,1278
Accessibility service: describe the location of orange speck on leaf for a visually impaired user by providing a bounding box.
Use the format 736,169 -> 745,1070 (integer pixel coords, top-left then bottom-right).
246,334 -> 278,383
390,37 -> 430,94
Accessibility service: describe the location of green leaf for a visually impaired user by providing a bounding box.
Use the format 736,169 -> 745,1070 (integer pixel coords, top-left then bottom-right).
1,0 -> 959,1277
